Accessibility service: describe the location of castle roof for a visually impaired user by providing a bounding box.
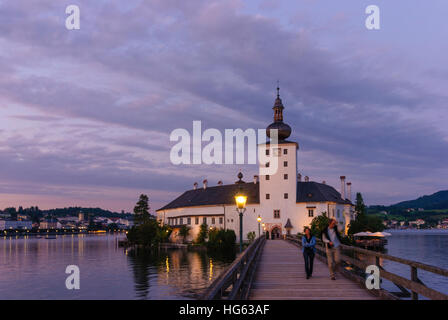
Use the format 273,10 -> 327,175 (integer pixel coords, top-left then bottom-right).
156,181 -> 351,212
157,182 -> 260,211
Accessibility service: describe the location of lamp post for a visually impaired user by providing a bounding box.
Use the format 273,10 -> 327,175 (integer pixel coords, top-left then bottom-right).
235,191 -> 247,253
257,215 -> 262,238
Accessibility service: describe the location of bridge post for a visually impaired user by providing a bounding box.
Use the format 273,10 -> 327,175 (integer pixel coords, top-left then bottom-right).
411,266 -> 418,300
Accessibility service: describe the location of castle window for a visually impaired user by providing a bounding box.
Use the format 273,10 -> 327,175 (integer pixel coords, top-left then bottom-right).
212,217 -> 215,224
266,194 -> 270,199
195,217 -> 199,225
219,217 -> 223,224
266,175 -> 270,180
187,217 -> 191,225
266,149 -> 270,156
284,174 -> 288,180
284,193 -> 288,199
284,161 -> 288,167
274,210 -> 280,219
266,162 -> 270,168
283,149 -> 288,155
308,209 -> 314,217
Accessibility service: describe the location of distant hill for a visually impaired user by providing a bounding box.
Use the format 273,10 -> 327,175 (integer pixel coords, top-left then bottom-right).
43,207 -> 132,218
392,190 -> 448,210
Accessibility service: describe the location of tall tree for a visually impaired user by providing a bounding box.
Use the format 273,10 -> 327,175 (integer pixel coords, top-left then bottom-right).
134,194 -> 150,224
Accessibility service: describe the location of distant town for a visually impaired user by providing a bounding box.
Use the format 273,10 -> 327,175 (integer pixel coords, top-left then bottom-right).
0,206 -> 134,234
368,190 -> 448,230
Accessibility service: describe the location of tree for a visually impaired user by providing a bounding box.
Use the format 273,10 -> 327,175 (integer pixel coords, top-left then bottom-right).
309,212 -> 330,238
178,225 -> 191,243
348,192 -> 385,235
247,231 -> 256,243
133,194 -> 150,225
195,223 -> 208,244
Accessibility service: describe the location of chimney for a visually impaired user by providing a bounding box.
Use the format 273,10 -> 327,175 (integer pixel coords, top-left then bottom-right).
253,175 -> 259,184
297,173 -> 302,182
304,176 -> 309,182
340,176 -> 346,200
217,180 -> 223,186
203,179 -> 208,190
193,182 -> 198,190
346,182 -> 352,202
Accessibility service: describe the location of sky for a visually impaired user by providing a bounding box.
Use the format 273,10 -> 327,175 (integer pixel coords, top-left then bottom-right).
0,0 -> 447,212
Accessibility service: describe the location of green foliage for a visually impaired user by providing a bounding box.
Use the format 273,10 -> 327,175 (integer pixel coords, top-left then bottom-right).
178,225 -> 191,243
195,223 -> 208,244
310,214 -> 330,238
247,231 -> 256,243
133,194 -> 151,225
207,228 -> 237,251
126,219 -> 162,247
348,192 -> 385,235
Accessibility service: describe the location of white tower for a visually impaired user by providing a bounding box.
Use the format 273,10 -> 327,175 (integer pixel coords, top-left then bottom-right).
258,86 -> 298,238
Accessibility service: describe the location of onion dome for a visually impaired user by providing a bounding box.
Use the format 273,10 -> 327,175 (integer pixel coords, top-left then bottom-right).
266,85 -> 291,141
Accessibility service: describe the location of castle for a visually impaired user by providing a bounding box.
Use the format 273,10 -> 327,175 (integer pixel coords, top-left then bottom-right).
156,88 -> 354,242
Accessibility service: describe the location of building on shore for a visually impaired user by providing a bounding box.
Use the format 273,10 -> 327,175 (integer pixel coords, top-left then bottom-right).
0,220 -> 33,230
156,88 -> 354,243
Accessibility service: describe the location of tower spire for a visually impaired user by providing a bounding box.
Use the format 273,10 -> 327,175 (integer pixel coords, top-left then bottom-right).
266,83 -> 291,141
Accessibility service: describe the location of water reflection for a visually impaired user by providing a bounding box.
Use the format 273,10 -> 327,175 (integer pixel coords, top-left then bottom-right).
127,247 -> 235,299
0,234 -> 234,299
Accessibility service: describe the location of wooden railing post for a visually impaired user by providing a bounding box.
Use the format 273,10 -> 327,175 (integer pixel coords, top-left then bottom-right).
411,266 -> 418,300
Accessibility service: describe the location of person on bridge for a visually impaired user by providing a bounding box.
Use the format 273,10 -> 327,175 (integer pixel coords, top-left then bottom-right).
322,218 -> 342,280
302,227 -> 316,279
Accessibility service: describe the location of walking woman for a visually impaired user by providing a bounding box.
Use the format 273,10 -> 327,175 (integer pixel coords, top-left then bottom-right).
302,227 -> 316,279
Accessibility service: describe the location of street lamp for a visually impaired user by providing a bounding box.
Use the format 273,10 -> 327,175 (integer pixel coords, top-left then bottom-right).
257,215 -> 262,238
234,190 -> 247,253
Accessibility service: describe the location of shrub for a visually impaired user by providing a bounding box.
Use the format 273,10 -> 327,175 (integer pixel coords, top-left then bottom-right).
207,229 -> 236,251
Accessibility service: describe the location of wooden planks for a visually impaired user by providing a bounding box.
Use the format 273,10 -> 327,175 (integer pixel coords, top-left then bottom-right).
249,240 -> 378,300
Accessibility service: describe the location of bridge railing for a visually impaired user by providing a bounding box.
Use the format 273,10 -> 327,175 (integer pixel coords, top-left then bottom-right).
286,234 -> 448,300
201,235 -> 266,300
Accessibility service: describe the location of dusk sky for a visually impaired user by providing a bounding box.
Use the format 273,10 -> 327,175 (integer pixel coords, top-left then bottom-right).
0,0 -> 447,212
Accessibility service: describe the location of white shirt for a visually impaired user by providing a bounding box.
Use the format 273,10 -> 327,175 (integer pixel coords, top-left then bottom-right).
323,227 -> 341,248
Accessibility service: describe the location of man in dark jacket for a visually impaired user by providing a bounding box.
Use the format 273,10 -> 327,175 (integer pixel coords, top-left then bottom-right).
322,218 -> 342,280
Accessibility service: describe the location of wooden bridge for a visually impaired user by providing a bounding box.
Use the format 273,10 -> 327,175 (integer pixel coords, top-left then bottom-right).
249,240 -> 376,300
201,235 -> 448,300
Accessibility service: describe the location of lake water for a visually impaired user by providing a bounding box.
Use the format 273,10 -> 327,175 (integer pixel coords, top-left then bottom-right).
0,234 -> 234,300
1,230 -> 447,299
380,229 -> 448,297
